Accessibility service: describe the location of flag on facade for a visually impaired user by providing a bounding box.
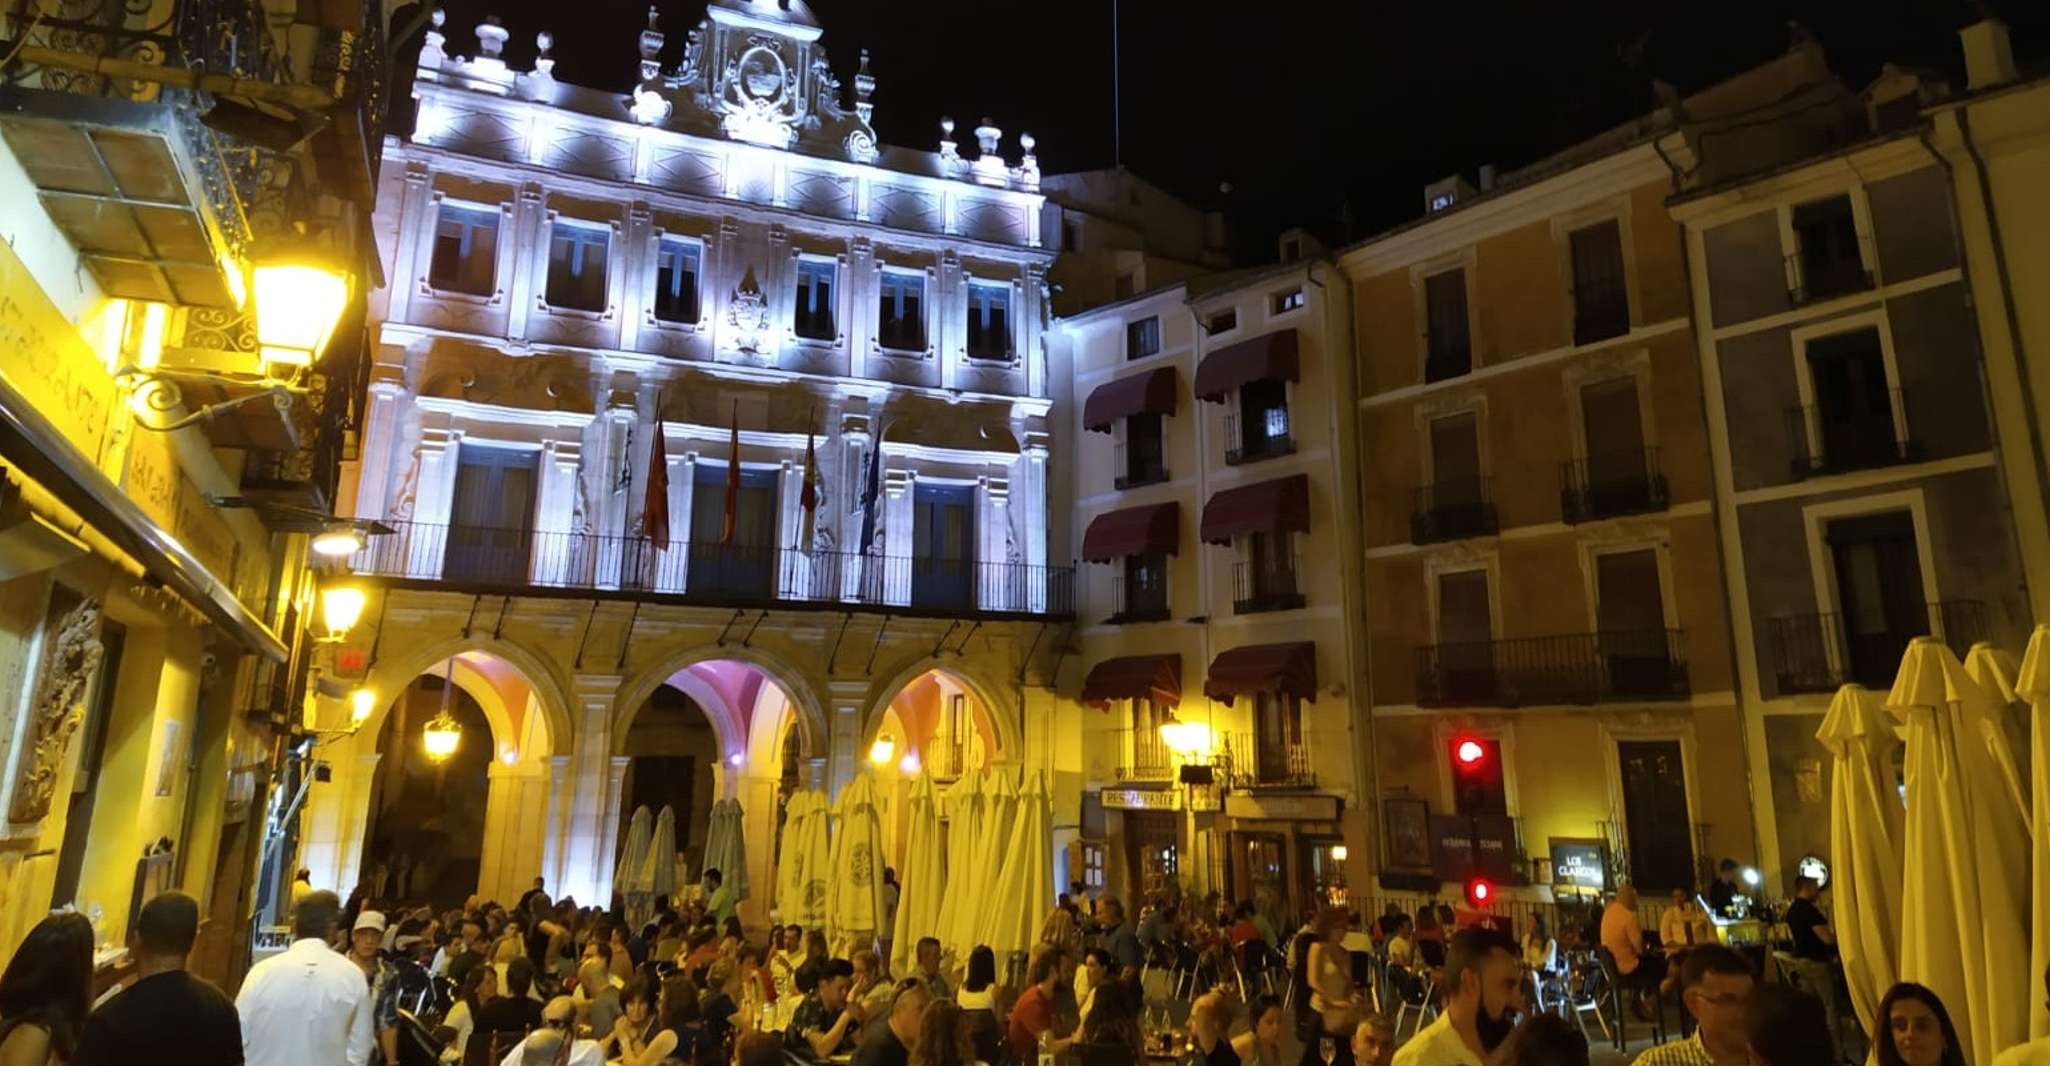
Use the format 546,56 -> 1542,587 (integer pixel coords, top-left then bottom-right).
721,401 -> 740,547
642,415 -> 671,549
857,420 -> 882,553
800,418 -> 820,554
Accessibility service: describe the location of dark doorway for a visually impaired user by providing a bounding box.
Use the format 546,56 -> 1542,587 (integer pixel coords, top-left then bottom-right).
445,444 -> 539,584
1436,569 -> 1495,702
361,674 -> 492,910
1807,329 -> 1900,472
912,483 -> 975,610
618,684 -> 719,876
1616,740 -> 1695,892
1829,511 -> 1926,686
50,608 -> 125,911
1122,810 -> 1180,899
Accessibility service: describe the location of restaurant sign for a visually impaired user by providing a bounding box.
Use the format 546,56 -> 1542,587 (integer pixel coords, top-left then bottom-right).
1548,837 -> 1609,892
1428,813 -> 1518,882
1100,787 -> 1180,811
0,240 -> 119,470
122,429 -> 249,599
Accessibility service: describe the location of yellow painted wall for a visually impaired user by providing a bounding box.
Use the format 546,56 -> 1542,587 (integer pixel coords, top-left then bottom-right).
1352,270 -> 1416,396
1473,220 -> 1569,363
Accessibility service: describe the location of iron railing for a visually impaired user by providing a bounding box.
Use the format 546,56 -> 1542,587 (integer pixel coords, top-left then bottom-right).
1232,555 -> 1304,614
1224,411 -> 1295,466
1786,390 -> 1917,478
1560,447 -> 1668,524
1219,731 -> 1315,789
1415,629 -> 1690,707
1111,728 -> 1176,782
1411,476 -> 1498,543
352,520 -> 1075,619
923,732 -> 967,781
1784,234 -> 1876,306
1767,600 -> 1987,694
1112,441 -> 1167,490
1,0 -> 289,98
1108,569 -> 1169,624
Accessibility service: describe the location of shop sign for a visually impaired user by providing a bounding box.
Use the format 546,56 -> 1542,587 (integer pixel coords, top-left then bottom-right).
1428,813 -> 1518,882
1224,792 -> 1340,822
0,240 -> 119,468
1100,787 -> 1180,811
1548,838 -> 1609,892
122,428 -> 251,599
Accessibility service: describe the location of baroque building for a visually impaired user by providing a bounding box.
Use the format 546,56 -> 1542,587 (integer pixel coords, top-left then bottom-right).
308,0 -> 1069,922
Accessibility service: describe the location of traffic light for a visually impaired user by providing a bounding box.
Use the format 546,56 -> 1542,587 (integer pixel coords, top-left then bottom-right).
1465,876 -> 1494,908
1450,735 -> 1504,815
1455,738 -> 1486,766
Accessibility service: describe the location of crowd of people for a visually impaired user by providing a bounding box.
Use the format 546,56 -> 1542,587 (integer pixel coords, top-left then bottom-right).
0,868 -> 2047,1066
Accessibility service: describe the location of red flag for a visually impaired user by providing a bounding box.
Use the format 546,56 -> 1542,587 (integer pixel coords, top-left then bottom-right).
799,418 -> 819,553
642,419 -> 672,549
721,401 -> 739,547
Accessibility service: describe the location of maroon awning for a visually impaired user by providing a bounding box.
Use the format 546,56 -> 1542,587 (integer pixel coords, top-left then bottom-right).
1082,503 -> 1180,562
1082,367 -> 1178,432
1204,642 -> 1318,704
1199,474 -> 1310,545
1193,329 -> 1299,402
1082,653 -> 1183,711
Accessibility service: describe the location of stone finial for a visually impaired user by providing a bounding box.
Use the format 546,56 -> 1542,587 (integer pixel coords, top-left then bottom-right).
855,48 -> 876,99
638,5 -> 665,82
938,116 -> 960,166
419,6 -> 448,68
534,30 -> 556,77
974,118 -> 1001,155
475,15 -> 508,59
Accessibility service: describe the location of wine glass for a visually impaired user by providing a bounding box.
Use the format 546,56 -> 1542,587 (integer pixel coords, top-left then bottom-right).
1319,1037 -> 1336,1066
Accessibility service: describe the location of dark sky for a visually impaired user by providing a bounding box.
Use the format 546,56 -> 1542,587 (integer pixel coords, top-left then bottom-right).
420,0 -> 2048,260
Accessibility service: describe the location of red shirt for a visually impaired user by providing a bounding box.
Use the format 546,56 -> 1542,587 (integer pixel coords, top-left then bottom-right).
1229,920 -> 1261,946
1006,984 -> 1054,1060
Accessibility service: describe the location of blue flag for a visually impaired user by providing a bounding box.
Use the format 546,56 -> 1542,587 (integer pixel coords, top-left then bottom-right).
857,427 -> 882,553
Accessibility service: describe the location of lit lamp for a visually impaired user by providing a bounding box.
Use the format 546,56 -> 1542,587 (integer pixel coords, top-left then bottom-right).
1330,845 -> 1349,863
868,735 -> 896,767
898,751 -> 921,775
318,584 -> 367,643
252,254 -> 351,371
349,688 -> 376,727
1157,712 -> 1209,755
311,527 -> 367,558
421,710 -> 461,762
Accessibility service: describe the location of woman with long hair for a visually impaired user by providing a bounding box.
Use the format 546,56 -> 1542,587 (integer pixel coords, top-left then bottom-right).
441,961 -> 499,1055
1305,909 -> 1352,1015
625,974 -> 709,1066
1876,983 -> 1965,1066
0,913 -> 94,1066
1039,907 -> 1081,955
957,947 -> 1003,1066
1078,978 -> 1143,1065
1230,995 -> 1286,1066
909,1000 -> 978,1066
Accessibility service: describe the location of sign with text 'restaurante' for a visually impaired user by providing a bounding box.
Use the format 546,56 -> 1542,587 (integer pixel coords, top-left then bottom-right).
0,239 -> 119,469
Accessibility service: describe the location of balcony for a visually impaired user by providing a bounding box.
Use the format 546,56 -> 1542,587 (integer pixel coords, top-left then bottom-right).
1232,555 -> 1304,614
1560,447 -> 1669,524
1414,629 -> 1691,707
1768,600 -> 1986,694
1107,570 -> 1170,624
1111,729 -> 1177,782
353,520 -> 1075,620
922,732 -> 968,781
1785,238 -> 1876,306
1411,477 -> 1498,544
1218,732 -> 1315,789
1224,411 -> 1296,466
1786,393 -> 1918,478
1112,441 -> 1167,490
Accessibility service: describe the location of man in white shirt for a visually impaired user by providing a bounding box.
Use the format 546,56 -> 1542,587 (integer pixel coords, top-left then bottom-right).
1994,964 -> 2050,1066
499,997 -> 604,1066
237,890 -> 373,1066
1390,928 -> 1524,1066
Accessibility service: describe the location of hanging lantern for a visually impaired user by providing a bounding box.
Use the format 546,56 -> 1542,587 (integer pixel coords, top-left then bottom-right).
422,709 -> 461,761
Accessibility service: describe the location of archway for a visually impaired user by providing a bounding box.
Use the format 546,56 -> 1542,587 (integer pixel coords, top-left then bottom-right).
360,669 -> 494,909
859,663 -> 1013,885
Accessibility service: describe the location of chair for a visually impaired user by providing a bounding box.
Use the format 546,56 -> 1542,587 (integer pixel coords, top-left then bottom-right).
1594,947 -> 1666,1052
1563,952 -> 1613,1045
1385,965 -> 1436,1042
393,1009 -> 443,1066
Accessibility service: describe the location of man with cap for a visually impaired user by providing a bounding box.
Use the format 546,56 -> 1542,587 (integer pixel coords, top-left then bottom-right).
348,911 -> 401,1065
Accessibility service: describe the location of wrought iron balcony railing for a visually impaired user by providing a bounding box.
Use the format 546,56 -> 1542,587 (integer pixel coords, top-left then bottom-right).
1786,391 -> 1918,479
1110,729 -> 1177,782
922,732 -> 967,781
1414,628 -> 1691,707
1112,441 -> 1167,490
1218,731 -> 1315,789
1767,600 -> 1986,694
1560,447 -> 1669,524
1411,476 -> 1498,544
352,520 -> 1075,620
1223,411 -> 1296,466
1232,555 -> 1304,614
1107,570 -> 1169,624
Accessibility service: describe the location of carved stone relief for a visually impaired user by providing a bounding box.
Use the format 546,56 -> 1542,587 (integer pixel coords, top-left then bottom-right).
9,598 -> 105,824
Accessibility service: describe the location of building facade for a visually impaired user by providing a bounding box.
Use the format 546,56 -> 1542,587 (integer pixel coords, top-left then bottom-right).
1052,243 -> 1372,914
305,0 -> 1072,924
0,0 -> 383,983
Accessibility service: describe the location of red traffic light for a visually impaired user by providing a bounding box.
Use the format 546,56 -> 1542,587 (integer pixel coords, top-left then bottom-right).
1465,877 -> 1494,908
1454,738 -> 1487,767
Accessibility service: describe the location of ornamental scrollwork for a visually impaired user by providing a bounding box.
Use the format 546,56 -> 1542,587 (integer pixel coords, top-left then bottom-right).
8,598 -> 104,824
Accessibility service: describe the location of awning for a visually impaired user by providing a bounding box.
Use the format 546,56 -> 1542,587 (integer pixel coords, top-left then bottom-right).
1082,367 -> 1177,433
1204,641 -> 1318,704
1199,474 -> 1310,545
1082,653 -> 1182,711
1194,329 -> 1299,402
1081,503 -> 1180,562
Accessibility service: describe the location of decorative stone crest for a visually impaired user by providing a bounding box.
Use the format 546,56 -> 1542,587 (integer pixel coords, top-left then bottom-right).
9,599 -> 104,824
727,267 -> 770,354
720,36 -> 801,149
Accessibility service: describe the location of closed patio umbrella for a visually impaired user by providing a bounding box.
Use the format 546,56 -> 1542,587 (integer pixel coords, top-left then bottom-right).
890,770 -> 945,975
984,768 -> 1053,960
778,789 -> 831,931
703,798 -> 749,903
644,806 -> 678,924
2015,625 -> 2050,1039
936,769 -> 985,963
827,771 -> 887,954
1815,684 -> 1905,1036
970,766 -> 1019,950
617,806 -> 653,924
1887,636 -> 2031,1065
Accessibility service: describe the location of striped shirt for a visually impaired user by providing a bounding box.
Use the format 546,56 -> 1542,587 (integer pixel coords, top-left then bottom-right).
1633,1032 -> 1719,1066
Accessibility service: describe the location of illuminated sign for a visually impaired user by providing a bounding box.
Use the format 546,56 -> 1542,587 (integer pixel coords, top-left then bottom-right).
1099,787 -> 1179,811
1549,838 -> 1609,892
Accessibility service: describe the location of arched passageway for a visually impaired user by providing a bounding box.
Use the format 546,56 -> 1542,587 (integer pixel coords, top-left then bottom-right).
863,667 -> 1008,884
360,671 -> 493,909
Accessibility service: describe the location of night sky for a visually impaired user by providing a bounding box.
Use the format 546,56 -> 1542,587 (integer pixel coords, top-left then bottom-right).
411,0 -> 2048,261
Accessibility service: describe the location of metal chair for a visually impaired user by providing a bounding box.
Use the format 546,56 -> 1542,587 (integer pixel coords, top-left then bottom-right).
1385,965 -> 1436,1042
1564,953 -> 1613,1045
1594,947 -> 1667,1052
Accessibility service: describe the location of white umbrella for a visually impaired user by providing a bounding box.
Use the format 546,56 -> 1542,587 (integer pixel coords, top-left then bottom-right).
2013,625 -> 2050,1040
971,767 -> 1020,951
1815,685 -> 1904,1037
935,769 -> 985,963
1887,637 -> 2031,1065
1965,645 -> 2031,821
637,806 -> 677,929
703,798 -> 750,902
778,789 -> 831,931
985,768 -> 1053,959
890,771 -> 946,975
617,805 -> 653,918
827,771 -> 887,954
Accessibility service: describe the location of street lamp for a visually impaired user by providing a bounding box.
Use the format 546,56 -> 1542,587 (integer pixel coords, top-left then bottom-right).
423,655 -> 462,762
868,735 -> 896,766
311,527 -> 367,558
317,584 -> 367,643
349,688 -> 376,727
252,255 -> 351,371
1157,712 -> 1208,755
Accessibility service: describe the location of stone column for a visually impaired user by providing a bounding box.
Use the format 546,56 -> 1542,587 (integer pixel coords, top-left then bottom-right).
385,162 -> 434,324
353,381 -> 408,523
559,675 -> 618,905
619,201 -> 654,352
533,438 -> 583,584
540,755 -> 572,896
297,741 -> 383,899
737,771 -> 780,929
826,682 -> 865,799
1017,431 -> 1050,611
408,425 -> 461,576
506,182 -> 546,342
478,759 -> 548,904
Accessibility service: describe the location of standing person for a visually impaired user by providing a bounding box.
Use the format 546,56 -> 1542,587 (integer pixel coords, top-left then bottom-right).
1877,983 -> 1965,1066
0,912 -> 94,1066
1635,944 -> 1755,1066
1707,860 -> 1742,918
1995,963 -> 2050,1064
345,912 -> 400,1066
1095,897 -> 1142,975
1306,909 -> 1352,1014
1005,951 -> 1074,1063
1599,884 -> 1665,1020
852,979 -> 931,1066
878,870 -> 900,966
704,870 -> 737,931
1784,877 -> 1837,962
1390,928 -> 1524,1066
238,890 -> 373,1066
75,892 -> 240,1066
291,870 -> 317,911
516,879 -> 547,919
